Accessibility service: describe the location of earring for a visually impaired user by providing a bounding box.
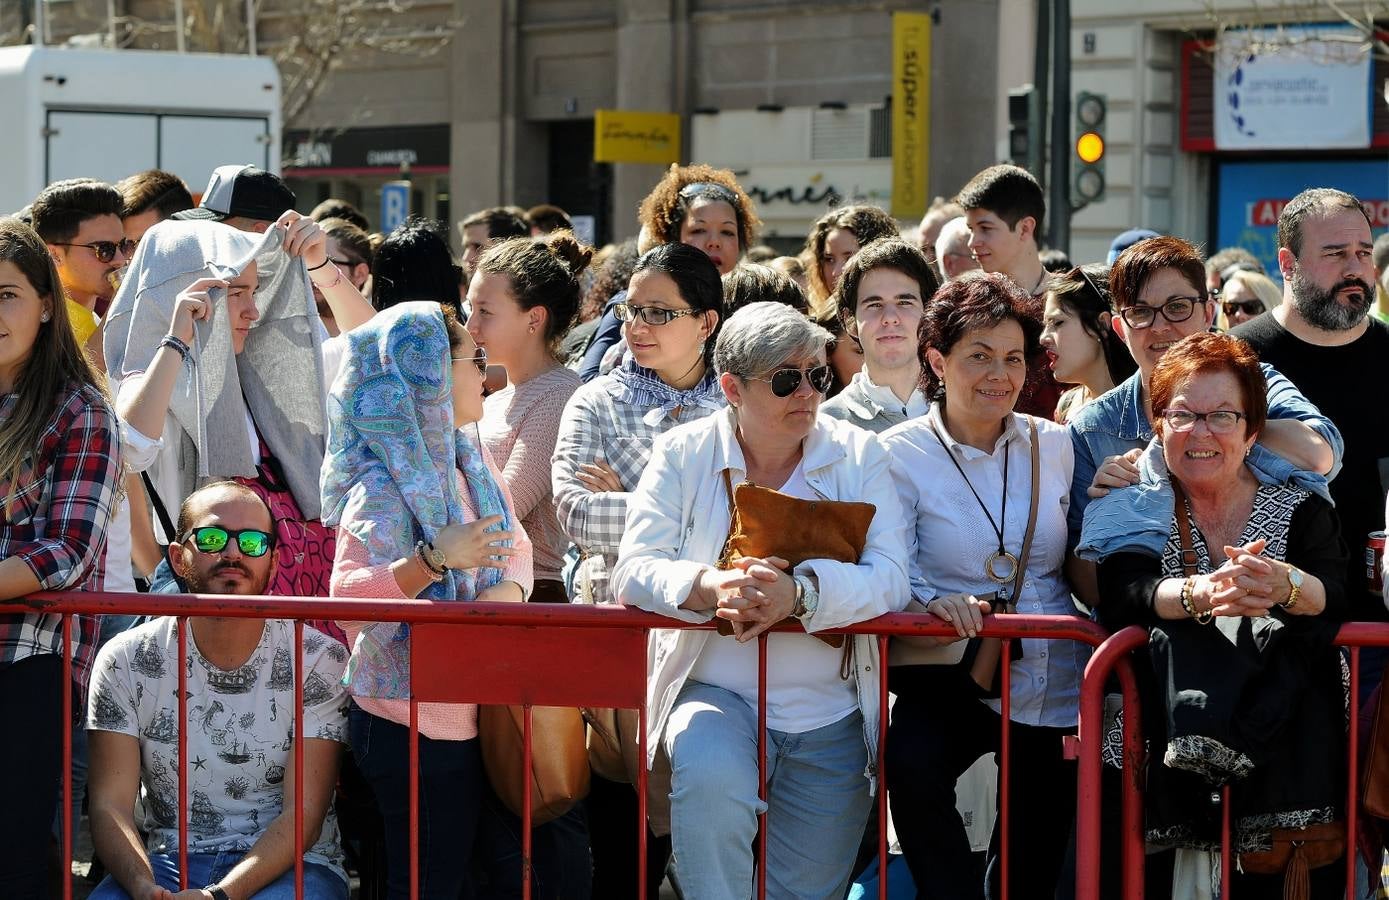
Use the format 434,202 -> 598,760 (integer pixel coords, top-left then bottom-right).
528,325 -> 535,334
40,312 -> 50,323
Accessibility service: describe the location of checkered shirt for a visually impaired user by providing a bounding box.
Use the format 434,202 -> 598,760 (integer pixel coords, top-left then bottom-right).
0,383 -> 122,698
552,374 -> 724,604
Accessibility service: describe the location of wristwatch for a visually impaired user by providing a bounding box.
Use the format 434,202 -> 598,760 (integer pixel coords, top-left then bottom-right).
792,574 -> 820,621
205,886 -> 230,900
414,540 -> 448,582
1281,566 -> 1304,610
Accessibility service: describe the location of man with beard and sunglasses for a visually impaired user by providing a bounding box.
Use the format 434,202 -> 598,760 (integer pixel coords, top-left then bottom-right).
1234,188 -> 1389,627
86,481 -> 350,900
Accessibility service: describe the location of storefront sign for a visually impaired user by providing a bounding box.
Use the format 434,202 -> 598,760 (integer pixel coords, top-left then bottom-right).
731,164 -> 892,235
1214,25 -> 1371,151
283,124 -> 450,173
1215,158 -> 1387,277
891,11 -> 931,219
593,110 -> 681,165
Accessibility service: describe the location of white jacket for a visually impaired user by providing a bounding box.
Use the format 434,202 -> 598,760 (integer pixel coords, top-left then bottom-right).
613,406 -> 911,787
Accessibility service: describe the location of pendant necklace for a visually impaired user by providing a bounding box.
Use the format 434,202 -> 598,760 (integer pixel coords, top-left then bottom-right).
929,422 -> 1018,598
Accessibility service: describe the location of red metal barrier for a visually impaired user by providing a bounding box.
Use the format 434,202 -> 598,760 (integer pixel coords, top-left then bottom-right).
1075,621 -> 1389,900
19,590 -> 1137,900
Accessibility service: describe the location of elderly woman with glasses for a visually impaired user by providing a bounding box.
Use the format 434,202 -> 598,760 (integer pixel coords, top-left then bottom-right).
1082,332 -> 1348,898
613,301 -> 909,900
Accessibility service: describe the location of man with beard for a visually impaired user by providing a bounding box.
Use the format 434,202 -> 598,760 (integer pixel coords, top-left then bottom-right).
86,482 -> 350,900
1234,188 -> 1389,623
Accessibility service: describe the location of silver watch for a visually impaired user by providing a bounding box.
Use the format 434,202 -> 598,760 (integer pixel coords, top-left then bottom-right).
793,574 -> 819,620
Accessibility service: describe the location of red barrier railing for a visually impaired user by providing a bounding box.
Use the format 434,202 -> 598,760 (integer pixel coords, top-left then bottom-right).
19,591 -> 1142,900
1075,621 -> 1389,900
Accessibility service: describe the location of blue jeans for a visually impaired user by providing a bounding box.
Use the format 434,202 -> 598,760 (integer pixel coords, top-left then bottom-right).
664,680 -> 872,900
348,702 -> 485,900
89,851 -> 346,898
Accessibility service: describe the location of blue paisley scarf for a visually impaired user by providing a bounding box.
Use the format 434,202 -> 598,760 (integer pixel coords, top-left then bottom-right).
320,302 -> 512,699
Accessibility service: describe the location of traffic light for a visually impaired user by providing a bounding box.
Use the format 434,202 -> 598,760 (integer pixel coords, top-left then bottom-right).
1073,91 -> 1106,205
1007,85 -> 1041,176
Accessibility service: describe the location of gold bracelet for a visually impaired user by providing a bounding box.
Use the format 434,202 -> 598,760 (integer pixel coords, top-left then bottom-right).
1180,577 -> 1213,624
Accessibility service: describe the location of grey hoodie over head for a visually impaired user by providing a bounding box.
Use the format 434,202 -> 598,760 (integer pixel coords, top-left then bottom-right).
103,219 -> 327,519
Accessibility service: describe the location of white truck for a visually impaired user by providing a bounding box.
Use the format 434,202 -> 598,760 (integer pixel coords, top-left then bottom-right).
0,44 -> 281,215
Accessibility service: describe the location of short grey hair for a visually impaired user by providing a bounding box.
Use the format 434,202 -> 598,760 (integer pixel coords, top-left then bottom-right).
714,301 -> 832,377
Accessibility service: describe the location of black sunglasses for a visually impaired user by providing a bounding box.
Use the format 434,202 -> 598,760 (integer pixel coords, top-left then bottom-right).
453,347 -> 488,377
52,239 -> 136,264
743,365 -> 834,398
613,303 -> 698,327
1221,299 -> 1264,317
182,526 -> 275,558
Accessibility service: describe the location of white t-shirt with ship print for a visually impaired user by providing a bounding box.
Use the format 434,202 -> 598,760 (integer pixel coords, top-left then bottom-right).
87,617 -> 349,881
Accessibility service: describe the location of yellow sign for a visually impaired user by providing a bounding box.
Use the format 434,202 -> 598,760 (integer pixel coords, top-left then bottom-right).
891,11 -> 931,219
594,110 -> 682,165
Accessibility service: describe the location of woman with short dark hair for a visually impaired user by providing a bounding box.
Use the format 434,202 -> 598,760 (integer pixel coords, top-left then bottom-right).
882,271 -> 1085,900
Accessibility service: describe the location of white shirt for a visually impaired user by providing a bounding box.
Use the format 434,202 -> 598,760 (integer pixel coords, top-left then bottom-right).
88,618 -> 349,878
855,369 -> 930,421
881,405 -> 1087,727
687,461 -> 859,733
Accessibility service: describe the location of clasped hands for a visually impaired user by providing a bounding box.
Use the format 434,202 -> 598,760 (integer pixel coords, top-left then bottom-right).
689,557 -> 798,642
1190,538 -> 1294,618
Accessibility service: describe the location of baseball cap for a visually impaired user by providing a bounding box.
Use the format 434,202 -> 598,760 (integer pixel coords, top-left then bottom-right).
1106,228 -> 1161,265
174,165 -> 296,223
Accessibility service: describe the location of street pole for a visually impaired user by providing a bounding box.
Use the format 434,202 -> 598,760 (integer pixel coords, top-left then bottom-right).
1048,0 -> 1071,252
1032,0 -> 1049,189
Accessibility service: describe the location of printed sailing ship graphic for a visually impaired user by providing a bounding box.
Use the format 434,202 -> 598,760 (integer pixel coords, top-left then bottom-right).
206,664 -> 257,695
218,738 -> 252,765
189,790 -> 225,832
142,708 -> 177,744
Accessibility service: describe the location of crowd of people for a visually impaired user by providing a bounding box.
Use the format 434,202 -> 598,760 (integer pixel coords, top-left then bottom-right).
1,154 -> 1387,900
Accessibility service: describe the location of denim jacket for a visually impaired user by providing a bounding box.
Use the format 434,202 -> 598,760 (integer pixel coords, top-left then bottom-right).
1066,365 -> 1343,551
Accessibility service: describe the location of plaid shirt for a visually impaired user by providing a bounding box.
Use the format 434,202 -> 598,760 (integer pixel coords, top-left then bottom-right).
0,383 -> 121,697
552,375 -> 724,604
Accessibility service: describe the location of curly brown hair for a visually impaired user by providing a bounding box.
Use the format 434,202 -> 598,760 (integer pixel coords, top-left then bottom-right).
803,205 -> 901,311
637,164 -> 761,254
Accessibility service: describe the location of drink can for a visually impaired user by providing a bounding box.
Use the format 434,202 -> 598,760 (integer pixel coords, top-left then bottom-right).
1368,531 -> 1386,596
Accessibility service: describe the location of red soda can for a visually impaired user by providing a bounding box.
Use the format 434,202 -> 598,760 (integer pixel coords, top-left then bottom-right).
1369,531 -> 1386,596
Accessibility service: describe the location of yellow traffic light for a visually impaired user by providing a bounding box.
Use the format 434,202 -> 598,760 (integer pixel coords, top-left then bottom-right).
1076,131 -> 1104,164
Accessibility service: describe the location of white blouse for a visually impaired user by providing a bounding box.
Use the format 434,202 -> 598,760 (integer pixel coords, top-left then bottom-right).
881,405 -> 1086,728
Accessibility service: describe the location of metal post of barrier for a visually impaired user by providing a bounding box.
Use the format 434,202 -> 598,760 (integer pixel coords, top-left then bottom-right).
1117,657 -> 1145,898
637,702 -> 649,900
1347,645 -> 1360,900
522,704 -> 533,900
757,633 -> 769,900
999,639 -> 1012,900
177,616 -> 189,889
877,634 -> 889,900
61,614 -> 73,900
408,695 -> 419,899
1075,625 -> 1147,900
293,619 -> 305,897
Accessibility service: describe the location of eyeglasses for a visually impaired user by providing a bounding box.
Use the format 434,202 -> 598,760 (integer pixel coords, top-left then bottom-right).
182,526 -> 275,558
614,303 -> 698,326
452,348 -> 488,377
1118,296 -> 1206,329
678,181 -> 740,206
1221,299 -> 1265,317
51,239 -> 136,264
742,364 -> 834,398
1160,409 -> 1247,433
1068,265 -> 1108,303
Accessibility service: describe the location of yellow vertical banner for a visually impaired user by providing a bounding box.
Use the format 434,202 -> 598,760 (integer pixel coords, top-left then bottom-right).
891,11 -> 931,220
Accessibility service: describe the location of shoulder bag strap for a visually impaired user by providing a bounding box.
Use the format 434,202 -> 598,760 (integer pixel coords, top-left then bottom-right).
1171,477 -> 1199,576
141,470 -> 176,544
1008,416 -> 1042,602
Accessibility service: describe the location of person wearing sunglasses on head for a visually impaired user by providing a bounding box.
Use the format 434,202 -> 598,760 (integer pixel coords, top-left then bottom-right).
880,271 -> 1085,900
1216,268 -> 1281,330
821,238 -> 939,433
613,301 -> 909,900
323,301 -> 531,899
1040,264 -> 1136,424
86,481 -> 353,900
1063,236 -> 1341,609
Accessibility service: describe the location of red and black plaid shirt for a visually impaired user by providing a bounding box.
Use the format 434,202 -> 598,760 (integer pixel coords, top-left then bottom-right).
0,382 -> 121,695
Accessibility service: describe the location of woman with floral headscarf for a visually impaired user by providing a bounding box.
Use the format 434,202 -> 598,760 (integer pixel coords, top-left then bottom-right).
322,301 -> 532,899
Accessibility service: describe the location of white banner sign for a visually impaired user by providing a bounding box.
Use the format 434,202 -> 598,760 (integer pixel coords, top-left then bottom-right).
1214,25 -> 1371,151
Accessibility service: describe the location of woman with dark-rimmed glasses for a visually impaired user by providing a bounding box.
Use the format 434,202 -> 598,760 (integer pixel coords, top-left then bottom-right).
1039,264 -> 1136,424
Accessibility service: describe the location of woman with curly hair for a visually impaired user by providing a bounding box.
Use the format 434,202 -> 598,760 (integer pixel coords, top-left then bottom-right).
803,205 -> 902,317
577,164 -> 760,381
